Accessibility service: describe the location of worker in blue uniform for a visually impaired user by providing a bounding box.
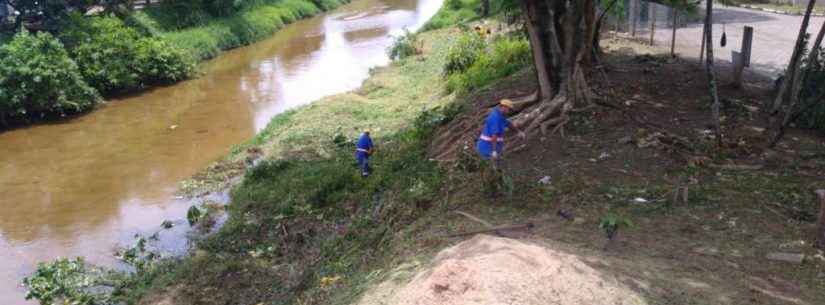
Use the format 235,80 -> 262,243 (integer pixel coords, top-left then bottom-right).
476,99 -> 525,196
355,130 -> 375,177
477,99 -> 525,161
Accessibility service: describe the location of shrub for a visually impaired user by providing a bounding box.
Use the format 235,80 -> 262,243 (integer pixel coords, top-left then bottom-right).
23,258 -> 111,305
421,0 -> 481,31
61,16 -> 195,94
443,32 -> 486,75
387,29 -> 419,61
795,48 -> 825,132
446,0 -> 463,10
161,0 -> 324,60
0,31 -> 100,126
446,37 -> 531,94
135,37 -> 197,84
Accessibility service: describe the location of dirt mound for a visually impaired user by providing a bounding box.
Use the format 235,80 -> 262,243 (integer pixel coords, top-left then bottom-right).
358,235 -> 646,305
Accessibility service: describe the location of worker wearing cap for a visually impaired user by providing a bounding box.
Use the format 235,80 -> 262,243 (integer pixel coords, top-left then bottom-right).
476,99 -> 525,161
355,130 -> 374,177
476,99 -> 525,197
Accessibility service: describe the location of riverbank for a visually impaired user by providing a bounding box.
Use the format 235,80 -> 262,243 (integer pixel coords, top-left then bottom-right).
0,0 -> 349,129
22,2 -> 825,305
150,23 -> 825,305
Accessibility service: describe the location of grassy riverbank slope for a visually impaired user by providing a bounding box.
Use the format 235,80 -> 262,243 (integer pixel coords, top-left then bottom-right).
23,3 -> 825,305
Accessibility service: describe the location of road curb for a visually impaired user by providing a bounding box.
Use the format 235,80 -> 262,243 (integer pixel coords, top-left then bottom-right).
737,4 -> 823,16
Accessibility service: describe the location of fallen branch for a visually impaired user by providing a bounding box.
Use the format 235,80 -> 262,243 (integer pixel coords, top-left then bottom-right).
454,210 -> 494,228
446,223 -> 535,238
816,189 -> 825,250
708,163 -> 765,171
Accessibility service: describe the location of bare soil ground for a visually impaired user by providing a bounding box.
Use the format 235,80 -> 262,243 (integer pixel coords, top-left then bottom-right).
396,36 -> 825,305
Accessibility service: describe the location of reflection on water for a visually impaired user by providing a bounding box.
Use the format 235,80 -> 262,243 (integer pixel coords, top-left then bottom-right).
0,0 -> 441,303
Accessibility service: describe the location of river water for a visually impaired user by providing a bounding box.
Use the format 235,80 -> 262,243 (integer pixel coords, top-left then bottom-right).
0,0 -> 440,303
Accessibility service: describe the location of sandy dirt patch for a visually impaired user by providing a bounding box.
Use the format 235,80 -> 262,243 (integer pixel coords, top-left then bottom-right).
358,235 -> 646,305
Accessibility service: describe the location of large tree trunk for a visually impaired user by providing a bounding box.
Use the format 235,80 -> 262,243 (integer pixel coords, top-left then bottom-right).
516,0 -> 595,138
592,0 -> 619,59
522,0 -> 555,100
583,0 -> 597,64
770,10 -> 825,146
770,0 -> 817,116
816,190 -> 825,250
705,0 -> 723,149
481,0 -> 490,17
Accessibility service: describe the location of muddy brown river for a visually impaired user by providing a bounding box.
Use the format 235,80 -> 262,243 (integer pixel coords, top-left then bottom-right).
0,0 -> 440,303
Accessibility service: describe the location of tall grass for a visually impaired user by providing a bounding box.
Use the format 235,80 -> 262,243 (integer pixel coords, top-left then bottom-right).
446,37 -> 532,94
421,0 -> 482,31
146,0 -> 342,60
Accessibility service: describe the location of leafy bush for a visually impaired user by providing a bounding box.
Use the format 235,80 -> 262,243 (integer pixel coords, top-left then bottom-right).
446,0 -> 463,10
23,258 -> 110,305
443,32 -> 486,75
387,29 -> 419,61
61,16 -> 195,94
599,213 -> 634,240
446,37 -> 531,94
162,0 -> 325,60
0,31 -> 100,126
421,0 -> 481,31
795,48 -> 825,132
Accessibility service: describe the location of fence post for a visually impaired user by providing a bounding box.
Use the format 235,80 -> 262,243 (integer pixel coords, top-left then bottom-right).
649,3 -> 657,45
732,26 -> 753,88
816,190 -> 825,250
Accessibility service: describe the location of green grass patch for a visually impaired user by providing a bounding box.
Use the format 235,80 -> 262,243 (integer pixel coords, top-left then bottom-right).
421,0 -> 482,31
445,35 -> 532,94
155,0 -> 338,60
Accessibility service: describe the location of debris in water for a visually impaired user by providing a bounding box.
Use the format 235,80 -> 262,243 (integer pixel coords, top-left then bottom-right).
161,220 -> 174,229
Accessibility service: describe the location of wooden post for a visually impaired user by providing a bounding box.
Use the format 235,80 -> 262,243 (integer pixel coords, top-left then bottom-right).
671,8 -> 678,57
650,3 -> 657,45
732,26 -> 753,88
700,23 -> 706,63
741,26 -> 753,67
631,0 -> 638,37
816,189 -> 825,250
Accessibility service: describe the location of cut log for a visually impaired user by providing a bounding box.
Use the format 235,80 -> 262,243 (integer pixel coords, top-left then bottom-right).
766,252 -> 805,264
816,189 -> 825,250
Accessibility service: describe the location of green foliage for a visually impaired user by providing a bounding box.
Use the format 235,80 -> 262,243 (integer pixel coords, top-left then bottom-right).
446,0 -> 462,10
60,15 -> 195,94
387,29 -> 419,61
599,213 -> 634,239
187,205 -> 205,226
446,37 -> 531,94
115,236 -> 160,273
23,258 -> 110,305
795,47 -> 825,132
443,31 -> 485,75
0,30 -> 100,126
148,0 -> 250,29
160,0 -> 327,60
421,0 -> 482,31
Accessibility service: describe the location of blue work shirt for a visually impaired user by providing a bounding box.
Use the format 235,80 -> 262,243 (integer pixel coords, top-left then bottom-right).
476,107 -> 512,159
355,133 -> 374,160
